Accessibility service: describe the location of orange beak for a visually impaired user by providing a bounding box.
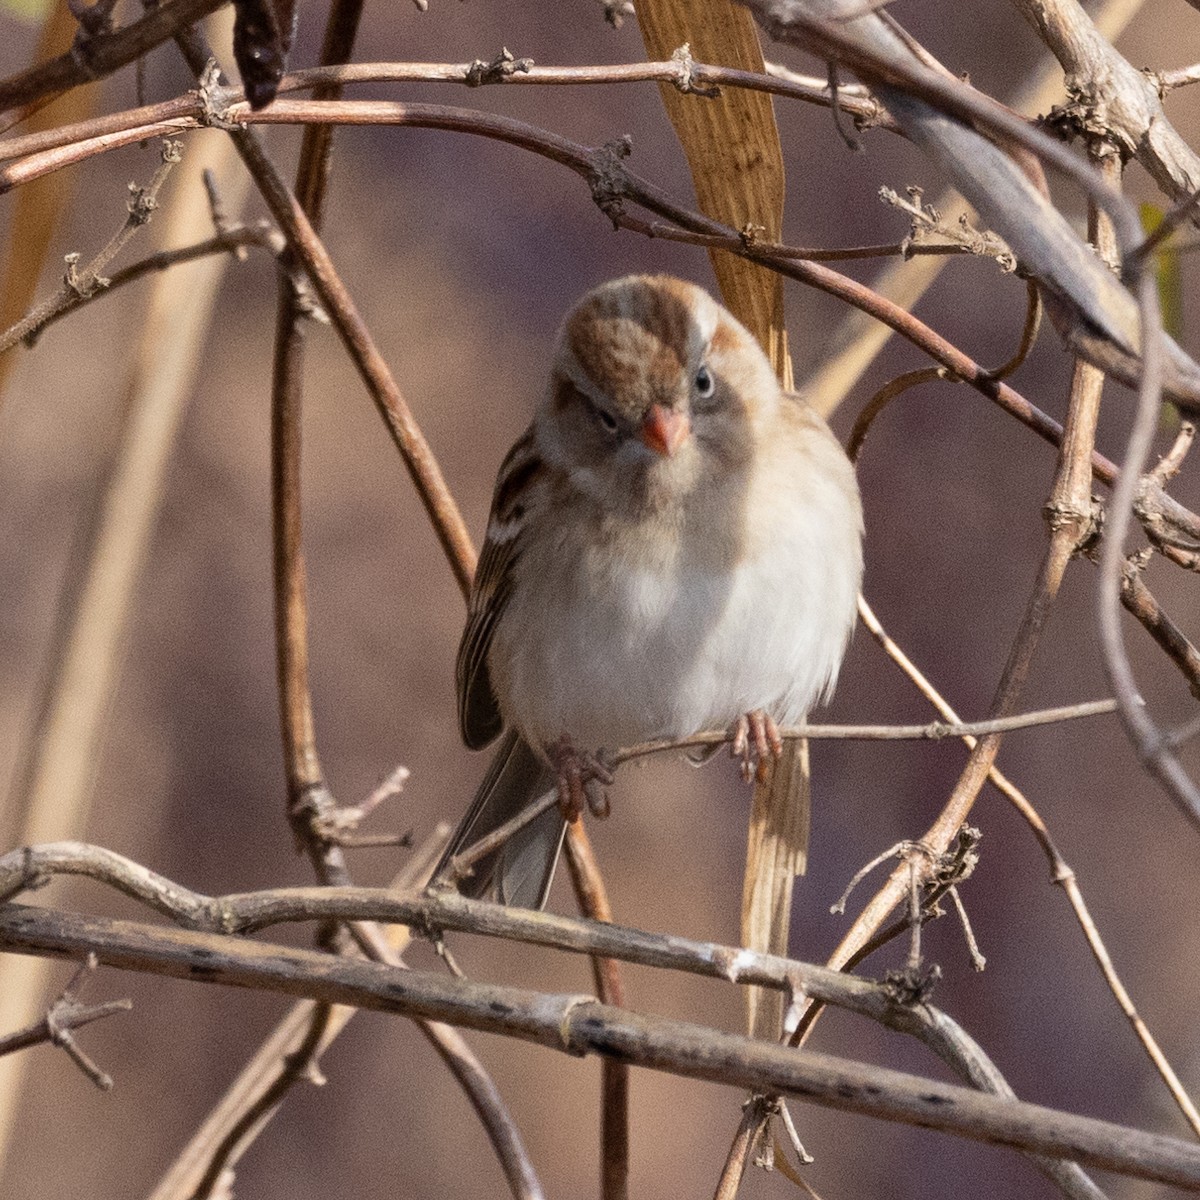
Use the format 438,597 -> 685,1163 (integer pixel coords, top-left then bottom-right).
639,403 -> 690,457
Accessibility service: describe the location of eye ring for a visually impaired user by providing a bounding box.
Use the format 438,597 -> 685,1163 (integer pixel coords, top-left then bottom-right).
593,405 -> 619,433
695,364 -> 715,399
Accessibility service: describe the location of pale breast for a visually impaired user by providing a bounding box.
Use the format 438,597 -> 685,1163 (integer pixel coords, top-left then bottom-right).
487,407 -> 863,754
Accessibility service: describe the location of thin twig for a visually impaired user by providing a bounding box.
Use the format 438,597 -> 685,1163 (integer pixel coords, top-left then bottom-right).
613,700 -> 1119,763
1107,560 -> 1200,696
22,222 -> 295,345
714,1095 -> 775,1200
0,954 -> 130,1091
444,790 -> 562,887
0,138 -> 183,353
146,829 -> 451,1200
189,1003 -> 333,1200
1096,229 -> 1200,825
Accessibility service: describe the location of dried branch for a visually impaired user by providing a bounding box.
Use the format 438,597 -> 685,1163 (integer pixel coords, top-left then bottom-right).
785,149 -> 1130,1099
3,901 -> 1200,1189
854,192 -> 1200,1137
145,841 -> 450,1197
0,955 -> 129,1091
613,700 -> 1119,762
0,138 -> 183,354
20,221 -> 300,346
0,52 -> 899,168
1112,567 -> 1200,697
4,838 -> 1192,1185
162,39 -> 478,604
0,103 -> 1142,540
736,0 -> 1200,406
187,1002 -> 333,1200
796,0 -> 1149,412
9,89 -> 1200,547
0,94 -> 1133,488
0,0 -> 227,113
208,0 -> 540,1186
1014,0 -> 1200,205
1096,278 -> 1200,823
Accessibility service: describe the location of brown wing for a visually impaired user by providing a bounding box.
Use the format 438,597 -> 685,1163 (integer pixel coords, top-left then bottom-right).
456,428 -> 542,750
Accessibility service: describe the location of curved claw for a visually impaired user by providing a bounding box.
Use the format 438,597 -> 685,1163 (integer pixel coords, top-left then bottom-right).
729,710 -> 784,783
550,737 -> 615,820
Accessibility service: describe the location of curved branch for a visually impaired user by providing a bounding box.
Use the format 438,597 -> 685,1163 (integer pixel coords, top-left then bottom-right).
2,902 -> 1200,1189
0,0 -> 227,113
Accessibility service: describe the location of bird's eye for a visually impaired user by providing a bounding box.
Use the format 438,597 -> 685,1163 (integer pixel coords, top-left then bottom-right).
695,365 -> 715,399
593,405 -> 619,433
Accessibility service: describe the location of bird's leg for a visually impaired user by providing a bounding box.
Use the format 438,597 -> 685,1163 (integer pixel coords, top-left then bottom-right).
549,735 -> 615,819
729,709 -> 784,784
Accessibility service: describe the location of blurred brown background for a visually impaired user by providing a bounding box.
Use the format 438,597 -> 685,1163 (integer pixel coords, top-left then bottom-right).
2,2 -> 1200,1197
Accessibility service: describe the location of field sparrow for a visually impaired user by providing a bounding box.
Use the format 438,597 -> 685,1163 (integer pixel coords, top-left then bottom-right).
437,275 -> 864,908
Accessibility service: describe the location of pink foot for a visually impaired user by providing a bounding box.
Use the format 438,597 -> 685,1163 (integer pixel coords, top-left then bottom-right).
549,736 -> 616,819
729,710 -> 784,784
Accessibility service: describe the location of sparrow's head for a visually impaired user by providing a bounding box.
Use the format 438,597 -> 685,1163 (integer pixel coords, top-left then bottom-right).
539,275 -> 779,498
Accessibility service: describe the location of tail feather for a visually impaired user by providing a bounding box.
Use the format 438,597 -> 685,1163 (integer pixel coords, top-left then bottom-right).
437,731 -> 565,909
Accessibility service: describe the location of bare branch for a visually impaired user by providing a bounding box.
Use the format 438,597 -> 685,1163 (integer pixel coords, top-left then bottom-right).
2,903 -> 1200,1189
737,0 -> 1200,406
0,0 -> 227,113
0,138 -> 183,353
0,954 -> 130,1090
615,700 -> 1119,763
1014,0 -> 1200,206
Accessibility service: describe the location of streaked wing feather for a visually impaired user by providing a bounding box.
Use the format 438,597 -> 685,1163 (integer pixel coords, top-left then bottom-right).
456,427 -> 541,750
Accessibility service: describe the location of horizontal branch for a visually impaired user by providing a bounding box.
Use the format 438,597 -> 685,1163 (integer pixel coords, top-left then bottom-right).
0,57 -> 894,166
0,95 -> 1129,470
3,842 -> 949,1004
1,90 -> 1195,563
615,698 -> 1118,762
1,902 -> 1197,1189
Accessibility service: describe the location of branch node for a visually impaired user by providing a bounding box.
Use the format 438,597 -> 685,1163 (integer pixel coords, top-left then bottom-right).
882,961 -> 941,1005
1043,496 -> 1103,554
34,955 -> 129,1091
588,136 -> 633,229
557,994 -> 600,1054
669,44 -> 721,98
62,251 -> 108,298
292,771 -> 413,851
739,221 -> 767,248
880,184 -> 1015,270
1042,84 -> 1134,162
1,847 -> 50,900
196,59 -> 246,130
464,47 -> 533,87
713,944 -> 757,983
